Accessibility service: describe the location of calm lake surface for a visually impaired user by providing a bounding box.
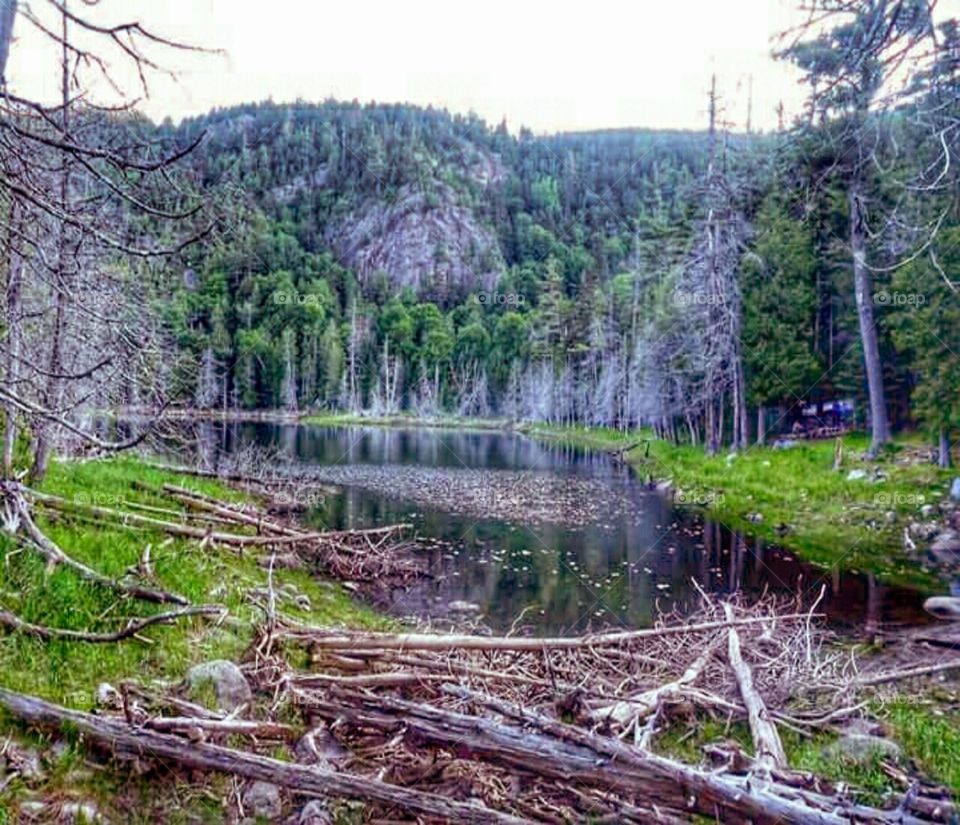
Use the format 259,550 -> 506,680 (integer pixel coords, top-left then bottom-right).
181,421 -> 928,635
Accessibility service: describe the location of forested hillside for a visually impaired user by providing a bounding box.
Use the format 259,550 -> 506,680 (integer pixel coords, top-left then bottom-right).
158,15 -> 960,456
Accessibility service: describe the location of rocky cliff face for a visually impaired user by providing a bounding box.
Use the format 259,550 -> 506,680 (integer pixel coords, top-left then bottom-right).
329,183 -> 504,302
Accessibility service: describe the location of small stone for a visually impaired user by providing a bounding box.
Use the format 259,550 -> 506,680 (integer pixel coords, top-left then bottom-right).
924,596 -> 960,621
242,780 -> 282,821
825,734 -> 901,764
846,469 -> 868,481
448,600 -> 481,612
95,682 -> 121,710
186,660 -> 252,712
61,801 -> 105,824
746,513 -> 763,524
5,745 -> 42,780
885,510 -> 897,524
909,521 -> 940,540
298,800 -> 334,825
18,801 -> 46,817
921,504 -> 936,518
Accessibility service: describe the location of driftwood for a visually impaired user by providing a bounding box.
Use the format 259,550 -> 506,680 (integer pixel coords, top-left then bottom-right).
284,612 -> 818,651
0,688 -> 528,825
724,602 -> 787,769
591,636 -> 721,728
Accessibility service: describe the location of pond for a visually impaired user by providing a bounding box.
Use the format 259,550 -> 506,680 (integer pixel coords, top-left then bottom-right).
180,421 -> 929,635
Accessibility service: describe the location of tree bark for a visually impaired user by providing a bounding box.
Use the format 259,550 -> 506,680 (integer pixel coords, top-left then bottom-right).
0,0 -> 16,83
850,174 -> 889,457
938,427 -> 951,469
0,688 -> 527,825
2,200 -> 22,475
756,404 -> 766,446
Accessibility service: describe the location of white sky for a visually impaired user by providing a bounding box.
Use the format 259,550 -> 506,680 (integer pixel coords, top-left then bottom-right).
5,0 -> 839,133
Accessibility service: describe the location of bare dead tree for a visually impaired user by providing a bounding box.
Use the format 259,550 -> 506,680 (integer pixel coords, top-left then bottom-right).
0,0 -> 211,480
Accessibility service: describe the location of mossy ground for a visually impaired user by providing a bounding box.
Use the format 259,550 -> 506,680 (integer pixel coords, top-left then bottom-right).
0,454 -> 388,821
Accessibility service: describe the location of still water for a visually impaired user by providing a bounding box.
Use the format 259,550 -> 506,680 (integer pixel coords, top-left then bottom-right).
186,422 -> 928,634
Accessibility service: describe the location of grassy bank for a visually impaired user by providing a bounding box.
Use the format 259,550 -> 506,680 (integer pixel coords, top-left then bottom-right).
527,424 -> 949,591
0,455 -> 386,821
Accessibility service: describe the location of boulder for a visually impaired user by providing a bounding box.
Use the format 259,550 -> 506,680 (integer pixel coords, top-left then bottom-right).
930,532 -> 960,564
298,800 -> 334,825
951,477 -> 960,502
242,780 -> 282,821
825,734 -> 901,765
186,660 -> 251,712
924,596 -> 960,621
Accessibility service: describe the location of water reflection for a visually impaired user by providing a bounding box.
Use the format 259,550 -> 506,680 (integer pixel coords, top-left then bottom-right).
153,420 -> 929,634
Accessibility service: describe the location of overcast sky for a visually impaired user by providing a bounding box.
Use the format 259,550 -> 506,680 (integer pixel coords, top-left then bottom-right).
6,1 -> 841,133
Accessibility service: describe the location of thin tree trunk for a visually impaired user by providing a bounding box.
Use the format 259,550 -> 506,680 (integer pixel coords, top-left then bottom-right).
850,173 -> 889,458
2,201 -> 23,474
939,427 -> 952,469
31,3 -> 71,482
0,1 -> 16,83
756,405 -> 766,447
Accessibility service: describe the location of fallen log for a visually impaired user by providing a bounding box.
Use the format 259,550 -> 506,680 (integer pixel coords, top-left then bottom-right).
856,658 -> 960,687
298,685 -> 928,824
0,605 -> 224,643
163,484 -> 300,537
0,687 -> 529,825
284,612 -> 818,652
28,487 -> 409,550
143,716 -> 298,740
5,487 -> 190,605
591,635 -> 721,727
724,603 -> 787,769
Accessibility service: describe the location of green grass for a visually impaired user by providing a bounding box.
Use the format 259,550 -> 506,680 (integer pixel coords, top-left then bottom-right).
0,455 -> 387,706
653,703 -> 959,806
0,454 -> 390,820
527,424 -> 949,591
882,699 -> 960,795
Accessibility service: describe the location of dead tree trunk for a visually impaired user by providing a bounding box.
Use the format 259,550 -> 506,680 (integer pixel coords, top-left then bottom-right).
0,688 -> 527,825
850,174 -> 889,458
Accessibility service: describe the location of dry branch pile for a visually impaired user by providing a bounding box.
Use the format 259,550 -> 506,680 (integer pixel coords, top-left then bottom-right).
0,594 -> 953,823
0,467 -> 955,822
0,577 -> 956,823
